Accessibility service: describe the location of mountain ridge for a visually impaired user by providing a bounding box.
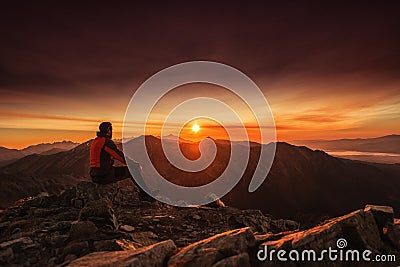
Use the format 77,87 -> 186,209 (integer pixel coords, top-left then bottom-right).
0,141 -> 79,167
1,136 -> 399,225
291,134 -> 400,153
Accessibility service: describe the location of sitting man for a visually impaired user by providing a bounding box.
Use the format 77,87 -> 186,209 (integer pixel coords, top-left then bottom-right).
90,121 -> 150,195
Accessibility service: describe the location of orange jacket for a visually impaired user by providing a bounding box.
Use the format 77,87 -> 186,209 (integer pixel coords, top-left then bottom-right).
90,132 -> 126,177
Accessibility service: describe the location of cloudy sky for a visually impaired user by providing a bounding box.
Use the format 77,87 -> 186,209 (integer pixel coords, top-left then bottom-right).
1,1 -> 399,148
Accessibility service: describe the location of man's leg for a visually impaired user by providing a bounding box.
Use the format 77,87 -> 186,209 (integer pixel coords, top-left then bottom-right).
113,165 -> 151,193
113,166 -> 132,182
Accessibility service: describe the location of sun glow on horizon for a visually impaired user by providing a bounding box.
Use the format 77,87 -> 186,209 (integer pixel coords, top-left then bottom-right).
192,124 -> 201,133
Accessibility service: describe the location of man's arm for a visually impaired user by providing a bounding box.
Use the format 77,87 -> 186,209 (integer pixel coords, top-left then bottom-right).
104,140 -> 126,165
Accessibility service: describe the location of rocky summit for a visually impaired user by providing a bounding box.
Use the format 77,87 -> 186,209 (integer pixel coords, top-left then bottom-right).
0,181 -> 399,267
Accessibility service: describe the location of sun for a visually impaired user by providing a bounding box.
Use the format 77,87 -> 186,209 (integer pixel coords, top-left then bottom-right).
191,124 -> 200,133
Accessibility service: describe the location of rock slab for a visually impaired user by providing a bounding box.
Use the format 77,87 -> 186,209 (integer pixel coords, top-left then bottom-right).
67,239 -> 176,267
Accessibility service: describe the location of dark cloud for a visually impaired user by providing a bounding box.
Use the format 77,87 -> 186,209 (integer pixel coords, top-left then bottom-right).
0,1 -> 399,98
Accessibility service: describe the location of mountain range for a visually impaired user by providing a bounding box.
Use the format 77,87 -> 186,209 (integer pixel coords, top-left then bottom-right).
0,135 -> 399,226
0,141 -> 79,167
291,134 -> 400,164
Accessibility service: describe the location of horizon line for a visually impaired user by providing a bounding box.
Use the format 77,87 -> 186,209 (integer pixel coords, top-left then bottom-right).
2,133 -> 399,150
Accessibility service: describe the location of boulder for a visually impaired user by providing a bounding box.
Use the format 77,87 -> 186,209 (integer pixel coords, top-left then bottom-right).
234,210 -> 272,233
168,227 -> 255,267
78,199 -> 118,229
0,221 -> 10,232
39,194 -> 63,208
113,185 -> 140,207
0,237 -> 33,250
219,207 -> 298,234
269,218 -> 299,233
387,218 -> 400,250
33,207 -> 56,217
59,187 -> 77,207
48,220 -> 73,233
130,231 -> 159,246
75,182 -> 119,207
192,214 -> 201,220
259,209 -> 384,251
93,239 -> 123,252
0,247 -> 14,264
69,221 -> 98,241
67,239 -> 176,267
93,238 -> 138,252
364,205 -> 394,234
63,241 -> 90,257
45,232 -> 69,248
119,224 -> 135,232
64,254 -> 78,263
211,252 -> 250,267
256,208 -> 400,266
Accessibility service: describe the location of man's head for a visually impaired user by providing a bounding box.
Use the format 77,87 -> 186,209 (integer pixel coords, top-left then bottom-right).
99,122 -> 112,138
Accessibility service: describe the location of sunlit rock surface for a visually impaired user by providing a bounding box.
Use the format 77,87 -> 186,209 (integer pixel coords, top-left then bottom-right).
0,181 -> 398,266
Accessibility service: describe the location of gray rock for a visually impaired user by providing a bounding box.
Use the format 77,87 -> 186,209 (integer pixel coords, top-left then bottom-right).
0,221 -> 10,230
119,225 -> 135,232
75,181 -> 100,204
192,214 -> 201,220
387,219 -> 400,250
75,181 -> 119,206
48,221 -> 73,232
60,187 -> 77,206
33,208 -> 55,217
78,199 -> 118,229
64,254 -> 78,263
67,239 -> 176,267
364,204 -> 394,234
269,218 -> 299,233
211,252 -> 250,267
93,239 -> 138,252
93,239 -> 124,252
0,247 -> 14,264
168,227 -> 255,267
113,185 -> 140,207
236,209 -> 298,234
63,241 -> 89,257
53,209 -> 80,221
47,233 -> 69,248
69,221 -> 98,241
40,194 -> 63,208
257,209 -> 393,266
130,231 -> 159,246
0,237 -> 33,250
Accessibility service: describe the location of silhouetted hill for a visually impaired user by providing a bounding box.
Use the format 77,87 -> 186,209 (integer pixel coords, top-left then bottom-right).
291,135 -> 400,164
1,141 -> 90,178
0,141 -> 79,166
292,134 -> 400,153
0,146 -> 24,162
124,136 -> 400,223
20,140 -> 79,155
223,142 -> 400,224
0,141 -> 91,208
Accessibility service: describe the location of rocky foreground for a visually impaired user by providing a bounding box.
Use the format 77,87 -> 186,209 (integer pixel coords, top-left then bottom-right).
0,182 -> 399,267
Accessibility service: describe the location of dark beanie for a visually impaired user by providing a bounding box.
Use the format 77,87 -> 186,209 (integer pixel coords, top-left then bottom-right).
99,122 -> 112,134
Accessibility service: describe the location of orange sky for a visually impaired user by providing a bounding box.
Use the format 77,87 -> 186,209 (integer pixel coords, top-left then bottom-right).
0,80 -> 398,149
1,2 -> 399,149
